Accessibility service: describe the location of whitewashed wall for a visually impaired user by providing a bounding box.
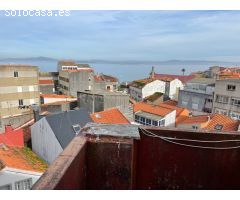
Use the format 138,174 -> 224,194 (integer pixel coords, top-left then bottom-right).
169,79 -> 184,100
0,167 -> 42,190
163,110 -> 176,127
43,97 -> 77,104
31,117 -> 63,164
142,80 -> 166,99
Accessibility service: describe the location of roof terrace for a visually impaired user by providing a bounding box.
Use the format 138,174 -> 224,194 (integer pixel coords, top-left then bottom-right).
32,123 -> 240,189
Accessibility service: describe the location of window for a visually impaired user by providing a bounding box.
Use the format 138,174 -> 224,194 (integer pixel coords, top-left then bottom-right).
146,118 -> 151,125
14,71 -> 18,77
192,103 -> 198,110
29,86 -> 34,92
152,120 -> 158,126
0,184 -> 12,190
207,98 -> 213,103
18,99 -> 23,106
135,115 -> 140,121
159,119 -> 165,127
72,124 -> 81,134
17,86 -> 22,93
140,117 -> 145,123
227,85 -> 236,91
215,95 -> 229,104
15,179 -> 32,190
231,98 -> 240,107
230,112 -> 240,120
192,125 -> 198,129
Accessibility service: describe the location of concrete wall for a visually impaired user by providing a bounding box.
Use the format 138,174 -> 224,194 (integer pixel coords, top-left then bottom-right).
31,117 -> 63,164
78,92 -> 129,113
39,85 -> 55,94
69,72 -> 93,97
1,113 -> 34,129
178,89 -> 213,112
129,86 -> 142,102
0,167 -> 42,190
213,79 -> 240,119
0,65 -> 39,118
59,71 -> 94,97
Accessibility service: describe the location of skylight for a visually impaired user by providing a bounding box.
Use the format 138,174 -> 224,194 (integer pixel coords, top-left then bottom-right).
214,124 -> 223,131
72,124 -> 81,134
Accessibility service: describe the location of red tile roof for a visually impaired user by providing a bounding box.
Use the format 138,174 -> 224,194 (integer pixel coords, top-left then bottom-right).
134,102 -> 174,117
158,102 -> 190,124
178,115 -> 210,125
154,73 -> 195,83
0,126 -> 24,147
204,114 -> 240,132
91,108 -> 130,124
0,146 -> 48,172
39,80 -> 54,85
94,74 -> 118,82
177,114 -> 240,132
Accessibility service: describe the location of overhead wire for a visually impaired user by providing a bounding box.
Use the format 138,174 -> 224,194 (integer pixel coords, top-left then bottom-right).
139,127 -> 240,150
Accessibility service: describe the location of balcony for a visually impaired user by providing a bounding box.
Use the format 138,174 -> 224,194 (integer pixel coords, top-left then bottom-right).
32,123 -> 240,190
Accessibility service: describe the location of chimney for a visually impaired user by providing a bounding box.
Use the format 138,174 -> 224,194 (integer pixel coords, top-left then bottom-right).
31,105 -> 41,122
150,66 -> 155,79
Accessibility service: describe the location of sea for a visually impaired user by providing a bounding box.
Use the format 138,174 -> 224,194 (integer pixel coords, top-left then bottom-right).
0,60 -> 233,82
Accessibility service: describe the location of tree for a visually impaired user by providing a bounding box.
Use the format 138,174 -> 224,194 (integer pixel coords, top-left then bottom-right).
181,68 -> 186,76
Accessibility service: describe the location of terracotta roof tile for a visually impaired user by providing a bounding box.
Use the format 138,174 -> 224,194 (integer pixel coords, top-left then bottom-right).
177,114 -> 240,132
39,80 -> 54,85
154,73 -> 195,83
134,102 -> 174,117
158,102 -> 190,124
0,146 -> 48,172
204,114 -> 240,132
178,115 -> 210,125
91,108 -> 130,124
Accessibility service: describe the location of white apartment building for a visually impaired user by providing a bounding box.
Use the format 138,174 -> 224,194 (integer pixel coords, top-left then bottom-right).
129,79 -> 166,102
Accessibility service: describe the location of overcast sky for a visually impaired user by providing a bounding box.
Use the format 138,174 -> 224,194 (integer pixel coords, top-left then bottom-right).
1,10 -> 240,61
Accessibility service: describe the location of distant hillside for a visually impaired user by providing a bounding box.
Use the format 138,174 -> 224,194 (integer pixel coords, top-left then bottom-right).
0,57 -> 239,66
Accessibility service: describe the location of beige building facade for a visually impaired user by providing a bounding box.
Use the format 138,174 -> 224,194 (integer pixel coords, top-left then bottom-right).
213,79 -> 240,120
0,65 -> 40,119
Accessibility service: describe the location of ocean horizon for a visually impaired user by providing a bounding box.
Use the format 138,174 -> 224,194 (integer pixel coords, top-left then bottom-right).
0,59 -> 236,82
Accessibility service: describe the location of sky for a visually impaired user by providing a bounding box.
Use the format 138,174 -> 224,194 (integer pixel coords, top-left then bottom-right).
1,10 -> 240,62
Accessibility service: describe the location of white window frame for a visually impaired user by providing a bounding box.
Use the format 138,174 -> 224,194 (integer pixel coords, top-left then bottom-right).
15,178 -> 32,190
